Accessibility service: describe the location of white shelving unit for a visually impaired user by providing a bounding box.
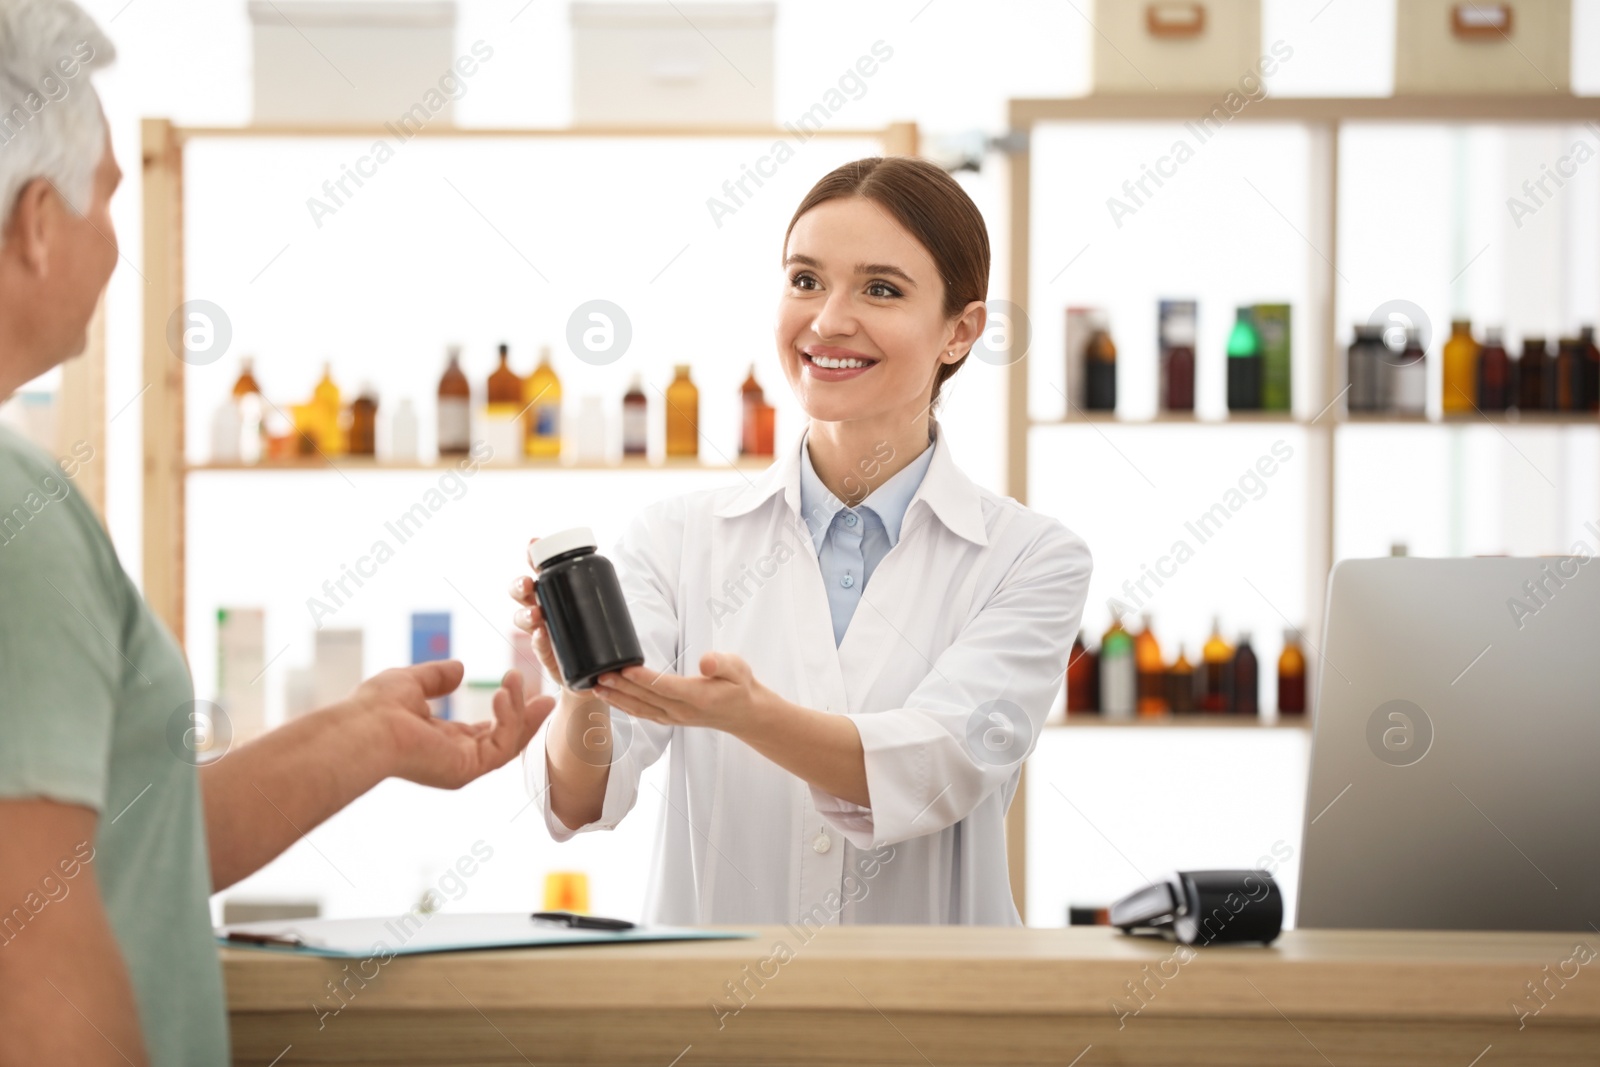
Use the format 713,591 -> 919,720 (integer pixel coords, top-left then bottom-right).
1006,93 -> 1600,922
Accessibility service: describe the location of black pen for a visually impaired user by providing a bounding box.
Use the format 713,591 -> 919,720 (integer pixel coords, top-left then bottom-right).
531,910 -> 636,931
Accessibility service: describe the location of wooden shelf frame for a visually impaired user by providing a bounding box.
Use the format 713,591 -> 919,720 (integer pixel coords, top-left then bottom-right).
1002,92 -> 1600,921
1049,713 -> 1308,728
187,457 -> 776,473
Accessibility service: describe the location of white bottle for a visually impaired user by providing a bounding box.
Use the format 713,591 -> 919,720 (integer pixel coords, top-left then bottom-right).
237,393 -> 263,465
391,398 -> 419,463
575,395 -> 607,464
1100,623 -> 1136,720
1387,326 -> 1427,416
210,396 -> 242,463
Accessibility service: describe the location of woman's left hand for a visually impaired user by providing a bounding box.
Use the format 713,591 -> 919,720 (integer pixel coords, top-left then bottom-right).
593,652 -> 778,737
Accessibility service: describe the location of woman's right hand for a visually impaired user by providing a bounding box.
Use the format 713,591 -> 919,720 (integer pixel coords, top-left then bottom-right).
510,538 -> 568,691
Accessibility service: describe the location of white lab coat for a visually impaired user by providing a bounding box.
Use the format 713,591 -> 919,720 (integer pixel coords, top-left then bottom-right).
524,420 -> 1093,925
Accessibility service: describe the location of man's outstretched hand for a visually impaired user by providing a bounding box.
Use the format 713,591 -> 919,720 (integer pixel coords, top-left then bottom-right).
345,660 -> 555,790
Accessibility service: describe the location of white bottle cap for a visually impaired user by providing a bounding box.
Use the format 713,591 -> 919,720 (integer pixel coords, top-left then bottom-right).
529,526 -> 597,570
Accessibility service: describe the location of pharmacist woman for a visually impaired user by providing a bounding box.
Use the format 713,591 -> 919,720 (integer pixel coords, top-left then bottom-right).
508,157 -> 1092,926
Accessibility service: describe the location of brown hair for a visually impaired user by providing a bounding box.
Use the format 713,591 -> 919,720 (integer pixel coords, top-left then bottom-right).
783,156 -> 990,411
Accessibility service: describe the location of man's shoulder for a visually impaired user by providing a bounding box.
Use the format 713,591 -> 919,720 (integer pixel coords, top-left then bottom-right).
0,425 -> 109,567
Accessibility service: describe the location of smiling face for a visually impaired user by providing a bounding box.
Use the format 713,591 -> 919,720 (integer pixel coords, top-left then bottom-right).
776,196 -> 975,427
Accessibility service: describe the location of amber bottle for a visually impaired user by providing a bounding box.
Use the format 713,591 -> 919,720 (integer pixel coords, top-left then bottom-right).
1555,337 -> 1583,412
665,365 -> 699,458
1199,617 -> 1232,713
437,347 -> 471,456
1277,626 -> 1306,715
740,365 -> 765,457
1066,632 -> 1096,714
1134,613 -> 1168,716
232,357 -> 261,399
348,385 -> 377,457
1582,326 -> 1599,412
1167,645 -> 1195,714
1441,320 -> 1478,415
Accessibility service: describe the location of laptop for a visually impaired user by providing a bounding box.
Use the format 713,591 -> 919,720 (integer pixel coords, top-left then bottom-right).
1297,556 -> 1600,932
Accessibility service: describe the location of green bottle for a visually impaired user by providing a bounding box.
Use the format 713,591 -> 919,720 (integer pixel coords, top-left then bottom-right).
1254,303 -> 1291,411
1227,307 -> 1263,412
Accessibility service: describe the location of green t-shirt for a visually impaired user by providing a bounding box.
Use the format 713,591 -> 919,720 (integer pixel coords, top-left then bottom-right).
0,425 -> 228,1066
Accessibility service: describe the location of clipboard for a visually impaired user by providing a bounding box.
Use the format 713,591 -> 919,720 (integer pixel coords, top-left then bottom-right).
217,911 -> 754,959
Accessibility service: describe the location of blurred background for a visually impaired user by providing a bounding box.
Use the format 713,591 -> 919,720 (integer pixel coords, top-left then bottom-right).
5,0 -> 1599,929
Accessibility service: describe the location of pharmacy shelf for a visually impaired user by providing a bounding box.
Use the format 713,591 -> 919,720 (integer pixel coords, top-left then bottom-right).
1004,91 -> 1600,921
141,117 -> 918,648
1049,714 -> 1309,728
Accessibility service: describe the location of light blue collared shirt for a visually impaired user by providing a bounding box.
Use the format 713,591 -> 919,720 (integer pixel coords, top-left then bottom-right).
797,429 -> 937,646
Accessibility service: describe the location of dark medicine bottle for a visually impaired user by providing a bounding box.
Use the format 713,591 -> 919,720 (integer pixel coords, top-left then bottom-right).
1231,631 -> 1259,716
1084,318 -> 1118,412
530,527 -> 645,691
1518,337 -> 1551,412
1477,327 -> 1511,411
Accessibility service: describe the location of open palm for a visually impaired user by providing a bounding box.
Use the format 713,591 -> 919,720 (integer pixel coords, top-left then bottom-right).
354,661 -> 555,789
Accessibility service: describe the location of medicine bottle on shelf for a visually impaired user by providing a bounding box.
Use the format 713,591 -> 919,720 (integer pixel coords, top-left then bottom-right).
1066,632 -> 1095,713
1441,320 -> 1478,414
1166,645 -> 1194,714
1226,308 -> 1262,412
348,383 -> 378,457
1083,314 -> 1117,412
1199,617 -> 1232,713
313,362 -> 346,454
437,346 -> 471,457
231,357 -> 263,463
390,398 -> 419,463
1388,327 -> 1427,416
486,343 -> 524,461
1099,619 -> 1134,720
1158,300 -> 1195,413
1347,325 -> 1385,413
622,374 -> 648,458
740,365 -> 765,457
1518,337 -> 1551,411
1134,613 -> 1168,716
1555,337 -> 1584,412
232,357 -> 260,399
1583,326 -> 1600,411
1477,327 -> 1511,411
1277,627 -> 1306,715
665,364 -> 699,458
1231,631 -> 1258,716
525,346 -> 562,458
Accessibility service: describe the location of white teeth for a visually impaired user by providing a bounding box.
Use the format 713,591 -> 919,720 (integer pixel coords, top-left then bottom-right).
809,354 -> 872,370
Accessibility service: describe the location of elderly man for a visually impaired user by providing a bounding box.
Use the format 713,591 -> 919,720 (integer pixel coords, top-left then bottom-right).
0,2 -> 554,1064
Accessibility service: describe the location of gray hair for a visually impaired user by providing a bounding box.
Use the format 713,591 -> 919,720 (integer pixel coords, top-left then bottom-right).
0,0 -> 114,233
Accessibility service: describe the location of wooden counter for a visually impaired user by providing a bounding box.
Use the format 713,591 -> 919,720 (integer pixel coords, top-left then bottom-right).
223,924 -> 1600,1065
